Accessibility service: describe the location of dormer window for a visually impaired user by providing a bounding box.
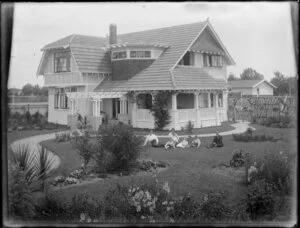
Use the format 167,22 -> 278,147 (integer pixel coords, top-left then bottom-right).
203,54 -> 223,67
54,52 -> 71,73
130,51 -> 151,58
112,51 -> 127,59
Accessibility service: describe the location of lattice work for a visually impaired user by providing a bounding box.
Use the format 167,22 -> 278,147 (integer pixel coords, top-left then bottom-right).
228,95 -> 296,122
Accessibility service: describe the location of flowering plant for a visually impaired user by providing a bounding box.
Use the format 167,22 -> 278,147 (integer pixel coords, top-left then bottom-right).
70,169 -> 84,179
65,177 -> 79,185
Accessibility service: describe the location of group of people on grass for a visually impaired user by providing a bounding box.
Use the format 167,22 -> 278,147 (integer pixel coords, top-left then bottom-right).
142,128 -> 224,150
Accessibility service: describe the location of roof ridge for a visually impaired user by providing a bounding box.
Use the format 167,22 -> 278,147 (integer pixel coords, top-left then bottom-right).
118,20 -> 206,37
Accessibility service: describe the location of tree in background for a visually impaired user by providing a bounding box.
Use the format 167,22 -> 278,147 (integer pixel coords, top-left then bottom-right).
270,71 -> 297,96
228,72 -> 239,81
21,83 -> 48,96
240,68 -> 264,80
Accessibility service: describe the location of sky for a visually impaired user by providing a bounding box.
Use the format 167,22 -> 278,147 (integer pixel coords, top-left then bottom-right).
8,2 -> 297,89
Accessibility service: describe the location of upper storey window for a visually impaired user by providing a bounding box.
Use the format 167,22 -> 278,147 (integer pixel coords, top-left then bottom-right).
112,51 -> 127,59
130,51 -> 151,58
54,52 -> 71,73
203,54 -> 223,67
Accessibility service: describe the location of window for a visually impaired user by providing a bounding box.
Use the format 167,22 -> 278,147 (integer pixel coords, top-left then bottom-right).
65,87 -> 77,93
203,54 -> 223,67
218,93 -> 223,107
199,93 -> 209,108
257,88 -> 260,95
137,93 -> 152,109
54,52 -> 71,73
54,88 -> 69,109
130,51 -> 151,58
112,51 -> 127,59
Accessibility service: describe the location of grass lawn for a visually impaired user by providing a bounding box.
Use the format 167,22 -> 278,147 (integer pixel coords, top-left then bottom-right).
40,123 -> 297,212
133,121 -> 235,135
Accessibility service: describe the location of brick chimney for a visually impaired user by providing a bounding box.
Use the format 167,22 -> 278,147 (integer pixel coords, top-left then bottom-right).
109,23 -> 117,45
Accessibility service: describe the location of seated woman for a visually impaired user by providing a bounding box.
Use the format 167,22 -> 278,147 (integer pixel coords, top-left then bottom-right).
143,130 -> 159,146
176,137 -> 189,149
187,135 -> 201,148
165,128 -> 180,150
206,131 -> 224,148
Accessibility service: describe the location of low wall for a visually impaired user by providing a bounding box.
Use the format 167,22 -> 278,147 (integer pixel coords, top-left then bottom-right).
8,102 -> 48,115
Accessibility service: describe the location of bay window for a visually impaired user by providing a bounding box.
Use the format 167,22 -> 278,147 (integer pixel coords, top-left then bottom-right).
112,51 -> 127,59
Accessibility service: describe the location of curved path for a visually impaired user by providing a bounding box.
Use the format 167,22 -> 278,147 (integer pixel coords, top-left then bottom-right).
10,131 -> 70,170
148,121 -> 255,138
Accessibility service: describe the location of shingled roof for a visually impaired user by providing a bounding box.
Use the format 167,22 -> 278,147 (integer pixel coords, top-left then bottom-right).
228,79 -> 276,89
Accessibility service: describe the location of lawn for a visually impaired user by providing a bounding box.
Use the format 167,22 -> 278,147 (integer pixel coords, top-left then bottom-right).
133,121 -> 235,135
39,123 -> 297,212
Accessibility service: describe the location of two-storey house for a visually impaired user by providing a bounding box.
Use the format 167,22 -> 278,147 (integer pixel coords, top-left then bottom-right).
37,19 -> 235,130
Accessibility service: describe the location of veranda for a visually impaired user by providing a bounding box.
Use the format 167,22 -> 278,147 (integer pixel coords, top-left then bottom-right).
66,90 -> 229,131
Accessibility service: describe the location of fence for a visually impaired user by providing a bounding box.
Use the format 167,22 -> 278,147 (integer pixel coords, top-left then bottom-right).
227,95 -> 296,123
8,95 -> 48,103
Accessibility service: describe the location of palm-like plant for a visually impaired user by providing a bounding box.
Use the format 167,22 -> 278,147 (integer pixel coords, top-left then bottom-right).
35,146 -> 55,194
11,143 -> 36,183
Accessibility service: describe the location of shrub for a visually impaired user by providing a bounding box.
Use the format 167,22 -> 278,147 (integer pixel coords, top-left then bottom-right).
97,123 -> 143,172
200,191 -> 233,221
11,144 -> 36,182
34,195 -> 70,221
246,127 -> 253,135
151,91 -> 171,130
32,111 -> 43,125
73,131 -> 94,171
92,145 -> 114,174
246,178 -> 276,219
71,193 -> 102,221
257,151 -> 292,196
185,121 -> 194,134
103,184 -> 133,220
25,111 -> 32,124
8,161 -> 36,219
229,149 -> 245,168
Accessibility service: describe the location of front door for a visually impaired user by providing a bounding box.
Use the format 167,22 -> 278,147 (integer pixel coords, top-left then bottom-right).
112,98 -> 120,119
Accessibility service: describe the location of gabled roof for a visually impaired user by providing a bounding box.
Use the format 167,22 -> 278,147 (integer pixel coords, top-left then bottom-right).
228,79 -> 277,89
42,34 -> 108,50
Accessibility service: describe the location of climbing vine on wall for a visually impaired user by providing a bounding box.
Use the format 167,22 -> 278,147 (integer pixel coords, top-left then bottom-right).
151,91 -> 171,130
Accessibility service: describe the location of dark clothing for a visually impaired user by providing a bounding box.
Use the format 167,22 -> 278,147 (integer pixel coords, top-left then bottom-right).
213,135 -> 223,147
206,135 -> 223,148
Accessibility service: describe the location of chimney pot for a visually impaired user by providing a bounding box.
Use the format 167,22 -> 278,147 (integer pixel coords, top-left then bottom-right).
109,23 -> 117,45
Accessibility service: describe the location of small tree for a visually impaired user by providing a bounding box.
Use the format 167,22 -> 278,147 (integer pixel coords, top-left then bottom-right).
35,146 -> 55,195
151,91 -> 171,130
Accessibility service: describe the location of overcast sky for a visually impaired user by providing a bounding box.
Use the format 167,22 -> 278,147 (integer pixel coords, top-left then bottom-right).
8,2 -> 297,89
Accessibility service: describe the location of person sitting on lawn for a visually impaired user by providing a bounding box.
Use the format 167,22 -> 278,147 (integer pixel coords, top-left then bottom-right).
206,131 -> 224,148
187,135 -> 201,148
142,130 -> 159,146
165,128 -> 180,149
176,137 -> 190,149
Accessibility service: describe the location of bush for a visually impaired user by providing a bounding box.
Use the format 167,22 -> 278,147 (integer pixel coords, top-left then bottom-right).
34,195 -> 70,221
257,151 -> 292,196
55,132 -> 71,143
73,131 -> 94,171
246,178 -> 276,219
151,91 -> 171,130
92,145 -> 114,174
25,111 -> 32,124
200,191 -> 233,221
185,121 -> 194,134
262,115 -> 295,128
97,123 -> 143,172
229,149 -> 245,168
8,161 -> 36,219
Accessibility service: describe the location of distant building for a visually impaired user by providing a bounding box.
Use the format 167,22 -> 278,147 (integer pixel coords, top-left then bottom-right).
228,79 -> 276,96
